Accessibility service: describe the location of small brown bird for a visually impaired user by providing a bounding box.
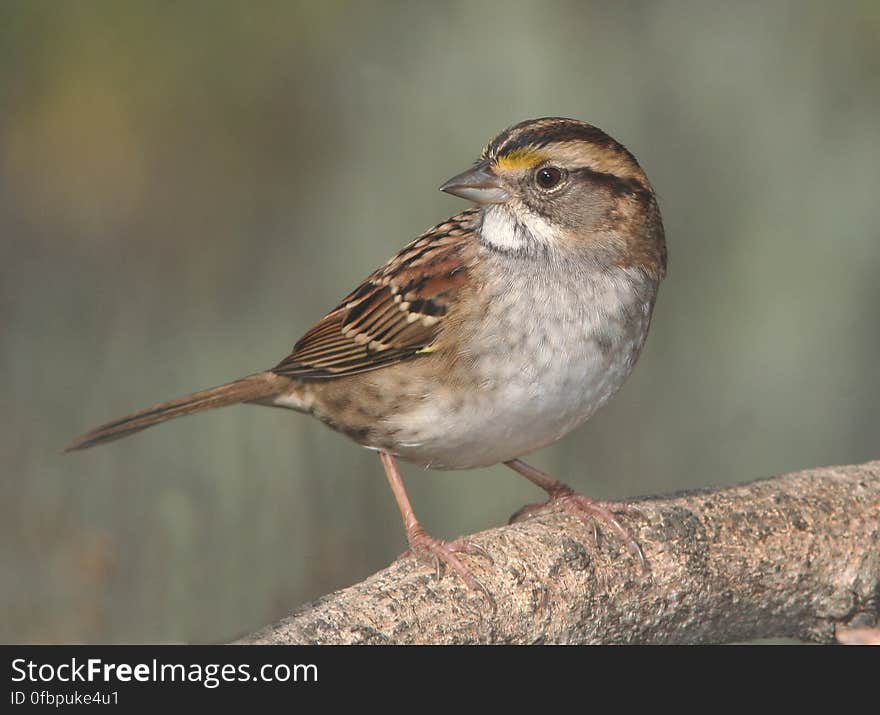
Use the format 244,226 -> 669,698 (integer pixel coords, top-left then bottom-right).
68,117 -> 666,597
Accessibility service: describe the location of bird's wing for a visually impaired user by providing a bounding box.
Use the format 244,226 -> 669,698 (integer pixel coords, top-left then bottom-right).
272,209 -> 479,379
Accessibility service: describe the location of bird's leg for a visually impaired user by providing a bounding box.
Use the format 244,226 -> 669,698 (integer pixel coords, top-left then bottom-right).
379,452 -> 495,604
504,458 -> 647,571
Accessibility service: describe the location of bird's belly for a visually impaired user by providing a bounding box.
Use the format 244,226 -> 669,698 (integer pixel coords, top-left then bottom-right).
388,338 -> 639,469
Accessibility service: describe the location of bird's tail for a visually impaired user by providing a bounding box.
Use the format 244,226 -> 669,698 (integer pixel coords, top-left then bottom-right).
65,372 -> 287,452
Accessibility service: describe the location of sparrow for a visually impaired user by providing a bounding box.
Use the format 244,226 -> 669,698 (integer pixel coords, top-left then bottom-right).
67,117 -> 667,601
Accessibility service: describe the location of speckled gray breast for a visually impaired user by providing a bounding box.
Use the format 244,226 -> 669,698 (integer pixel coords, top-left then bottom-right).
383,255 -> 659,469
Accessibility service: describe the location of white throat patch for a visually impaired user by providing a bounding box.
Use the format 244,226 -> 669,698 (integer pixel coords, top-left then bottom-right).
480,205 -> 558,252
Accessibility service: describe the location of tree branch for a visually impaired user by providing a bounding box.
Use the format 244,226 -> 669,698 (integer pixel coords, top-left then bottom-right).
237,461 -> 880,644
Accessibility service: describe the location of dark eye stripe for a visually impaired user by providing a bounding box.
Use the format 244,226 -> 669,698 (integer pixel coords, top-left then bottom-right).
569,166 -> 650,197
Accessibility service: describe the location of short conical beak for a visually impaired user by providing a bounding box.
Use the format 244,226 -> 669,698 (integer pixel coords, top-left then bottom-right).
439,161 -> 510,205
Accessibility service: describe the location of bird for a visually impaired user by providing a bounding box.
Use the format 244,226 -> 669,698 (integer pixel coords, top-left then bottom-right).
67,117 -> 667,600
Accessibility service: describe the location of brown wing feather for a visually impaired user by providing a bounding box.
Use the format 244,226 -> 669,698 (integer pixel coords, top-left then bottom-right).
272,209 -> 480,380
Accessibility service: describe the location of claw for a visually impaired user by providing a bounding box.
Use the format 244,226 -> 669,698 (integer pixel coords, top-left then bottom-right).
510,492 -> 648,573
504,459 -> 649,573
403,531 -> 496,613
455,539 -> 495,566
570,498 -> 647,572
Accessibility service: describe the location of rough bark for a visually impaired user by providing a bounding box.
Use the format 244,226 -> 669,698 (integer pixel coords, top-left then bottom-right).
238,461 -> 880,644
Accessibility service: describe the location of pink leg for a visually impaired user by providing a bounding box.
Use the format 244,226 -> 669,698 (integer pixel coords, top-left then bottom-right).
379,452 -> 495,606
505,459 -> 647,571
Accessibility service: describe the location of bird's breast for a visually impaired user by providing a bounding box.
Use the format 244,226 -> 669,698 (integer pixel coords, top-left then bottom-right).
385,263 -> 658,469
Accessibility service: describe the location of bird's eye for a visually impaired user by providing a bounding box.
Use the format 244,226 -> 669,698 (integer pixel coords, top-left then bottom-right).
535,166 -> 564,190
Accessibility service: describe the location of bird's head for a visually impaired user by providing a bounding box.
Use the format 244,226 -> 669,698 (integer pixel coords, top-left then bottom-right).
440,117 -> 666,278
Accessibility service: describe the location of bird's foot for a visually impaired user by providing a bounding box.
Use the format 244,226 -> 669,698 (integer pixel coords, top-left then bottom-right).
401,527 -> 496,611
510,484 -> 648,572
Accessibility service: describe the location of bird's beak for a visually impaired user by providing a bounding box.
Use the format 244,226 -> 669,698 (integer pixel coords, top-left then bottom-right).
439,161 -> 510,205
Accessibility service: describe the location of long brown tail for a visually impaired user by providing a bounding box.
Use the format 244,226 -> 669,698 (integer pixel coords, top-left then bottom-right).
65,372 -> 286,452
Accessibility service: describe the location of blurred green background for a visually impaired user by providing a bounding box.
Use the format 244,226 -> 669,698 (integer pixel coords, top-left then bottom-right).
2,1 -> 878,643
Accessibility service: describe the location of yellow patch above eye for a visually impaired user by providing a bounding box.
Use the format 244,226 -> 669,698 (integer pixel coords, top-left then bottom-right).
495,148 -> 545,171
